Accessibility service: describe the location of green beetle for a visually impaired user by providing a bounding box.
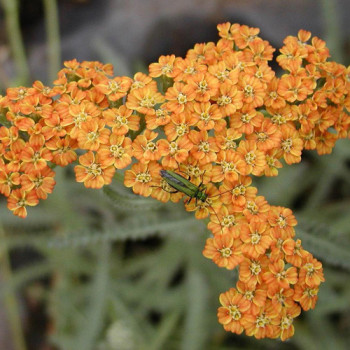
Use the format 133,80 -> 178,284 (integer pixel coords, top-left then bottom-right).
160,169 -> 228,233
160,169 -> 208,204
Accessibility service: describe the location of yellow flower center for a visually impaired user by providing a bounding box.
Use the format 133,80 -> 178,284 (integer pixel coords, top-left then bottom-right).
269,91 -> 278,100
247,34 -> 257,42
18,88 -> 26,97
228,305 -> 242,320
271,113 -> 286,125
33,151 -> 41,162
257,132 -> 268,142
277,215 -> 287,228
237,62 -> 245,71
87,131 -> 98,142
233,184 -> 245,196
244,84 -> 254,97
305,263 -> 315,276
245,291 -> 254,301
75,112 -> 88,126
169,141 -> 178,154
88,163 -> 102,176
34,178 -> 43,188
276,292 -> 285,304
17,199 -> 26,207
116,115 -> 128,126
131,81 -> 145,90
280,316 -> 293,330
297,112 -> 307,121
219,247 -> 232,258
161,64 -> 172,74
266,155 -> 275,167
200,112 -> 210,122
216,70 -> 229,81
224,137 -> 237,150
146,141 -> 157,152
177,93 -> 187,104
140,96 -> 155,108
281,138 -> 293,152
241,113 -> 253,124
306,288 -> 318,297
185,66 -> 196,75
199,141 -> 210,153
136,172 -> 151,183
250,261 -> 262,275
221,161 -> 236,173
246,201 -> 258,214
276,238 -> 283,250
255,314 -> 269,328
276,271 -> 286,280
198,80 -> 208,92
304,131 -> 314,140
255,71 -> 263,79
156,109 -> 166,117
188,166 -> 201,178
108,81 -> 120,92
222,215 -> 235,227
217,95 -> 232,106
291,87 -> 299,95
110,145 -> 124,158
245,151 -> 256,165
176,124 -> 188,137
251,232 -> 261,245
43,87 -> 51,95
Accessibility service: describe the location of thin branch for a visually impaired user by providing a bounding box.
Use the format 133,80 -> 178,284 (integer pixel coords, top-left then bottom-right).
43,0 -> 61,83
0,0 -> 30,85
0,225 -> 27,350
320,0 -> 344,63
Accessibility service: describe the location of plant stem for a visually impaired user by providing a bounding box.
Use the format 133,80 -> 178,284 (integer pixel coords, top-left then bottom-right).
0,225 -> 27,350
0,0 -> 30,85
43,0 -> 61,83
320,0 -> 344,63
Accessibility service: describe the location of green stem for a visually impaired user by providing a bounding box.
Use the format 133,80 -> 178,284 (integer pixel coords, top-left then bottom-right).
0,0 -> 30,85
320,0 -> 344,63
161,76 -> 173,93
0,225 -> 27,350
130,113 -> 146,140
43,0 -> 61,83
0,65 -> 11,93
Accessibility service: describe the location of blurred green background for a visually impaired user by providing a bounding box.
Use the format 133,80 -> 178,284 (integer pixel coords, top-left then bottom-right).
0,1 -> 350,349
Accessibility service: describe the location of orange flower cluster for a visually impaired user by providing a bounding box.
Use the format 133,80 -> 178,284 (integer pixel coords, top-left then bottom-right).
1,22 -> 349,340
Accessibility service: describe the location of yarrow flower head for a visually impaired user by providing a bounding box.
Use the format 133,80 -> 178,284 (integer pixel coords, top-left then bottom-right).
0,21 -> 348,341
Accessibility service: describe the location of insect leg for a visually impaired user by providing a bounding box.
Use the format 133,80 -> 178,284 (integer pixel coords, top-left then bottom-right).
208,204 -> 224,235
150,185 -> 179,194
174,161 -> 191,180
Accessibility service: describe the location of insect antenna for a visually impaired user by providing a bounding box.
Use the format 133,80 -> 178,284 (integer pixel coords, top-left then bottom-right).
209,188 -> 235,199
208,203 -> 224,234
174,160 -> 192,181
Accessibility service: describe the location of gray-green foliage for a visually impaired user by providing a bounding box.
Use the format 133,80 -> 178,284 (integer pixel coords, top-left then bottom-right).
1,139 -> 350,350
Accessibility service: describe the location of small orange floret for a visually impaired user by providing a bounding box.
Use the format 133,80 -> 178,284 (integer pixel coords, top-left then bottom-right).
124,161 -> 161,197
7,188 -> 39,218
203,233 -> 244,269
74,151 -> 115,189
